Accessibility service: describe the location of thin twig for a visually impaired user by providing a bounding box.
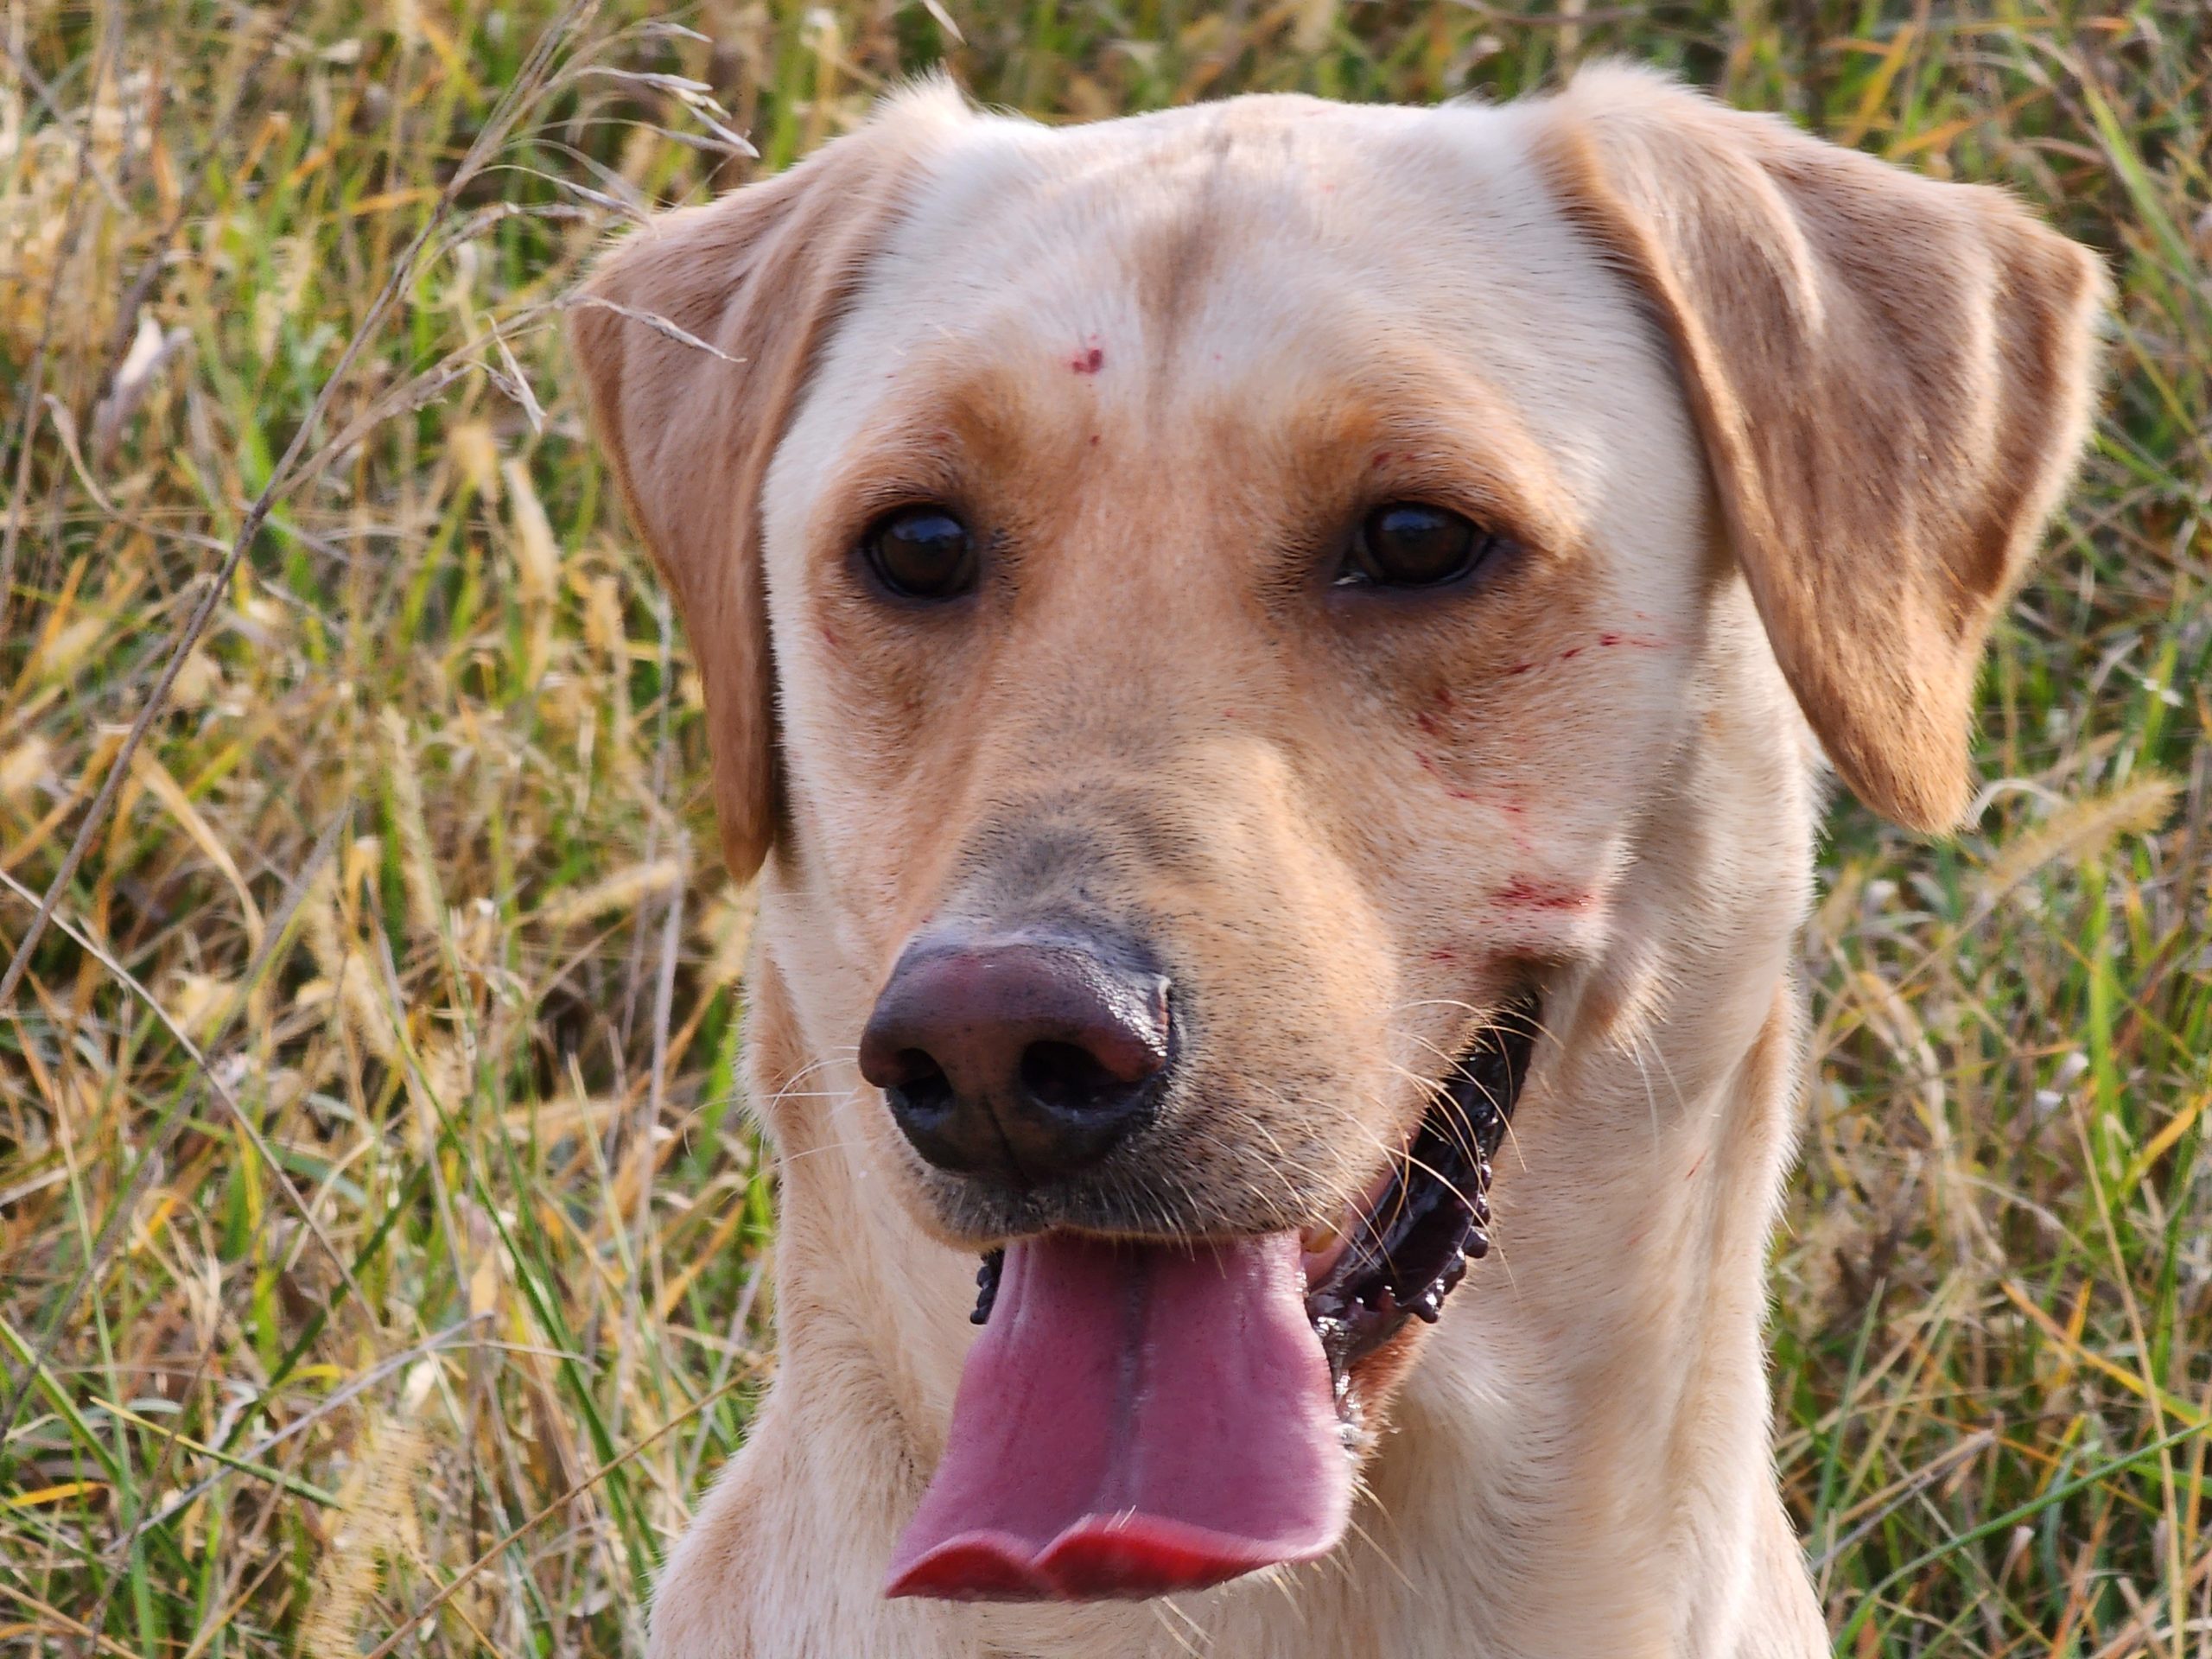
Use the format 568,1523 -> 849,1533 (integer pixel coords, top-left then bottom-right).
0,809 -> 347,1450
0,869 -> 369,1308
357,1370 -> 746,1659
99,1321 -> 486,1560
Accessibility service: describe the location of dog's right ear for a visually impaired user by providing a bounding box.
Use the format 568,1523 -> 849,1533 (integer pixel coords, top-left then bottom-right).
1533,67 -> 2106,833
569,86 -> 963,880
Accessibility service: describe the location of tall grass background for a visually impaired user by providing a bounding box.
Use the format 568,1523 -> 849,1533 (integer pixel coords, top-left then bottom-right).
0,1 -> 2206,1653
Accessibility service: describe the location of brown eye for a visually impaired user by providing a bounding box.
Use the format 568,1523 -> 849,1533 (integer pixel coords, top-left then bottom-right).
1343,503 -> 1494,588
863,506 -> 976,600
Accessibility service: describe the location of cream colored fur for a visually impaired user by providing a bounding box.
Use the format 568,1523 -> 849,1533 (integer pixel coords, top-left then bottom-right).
572,66 -> 2104,1659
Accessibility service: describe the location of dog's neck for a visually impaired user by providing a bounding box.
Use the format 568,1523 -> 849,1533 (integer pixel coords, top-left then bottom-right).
752,616 -> 1829,1656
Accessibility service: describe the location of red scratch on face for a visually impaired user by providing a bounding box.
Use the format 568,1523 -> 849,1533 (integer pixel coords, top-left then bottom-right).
1560,646 -> 1582,661
1416,747 -> 1479,801
1427,948 -> 1459,966
1491,877 -> 1597,912
1222,708 -> 1240,721
1433,687 -> 1454,711
1414,711 -> 1440,736
1597,632 -> 1621,647
1089,433 -> 1101,446
1071,346 -> 1105,374
1371,451 -> 1392,467
1499,799 -> 1532,851
821,625 -> 840,650
1507,661 -> 1535,676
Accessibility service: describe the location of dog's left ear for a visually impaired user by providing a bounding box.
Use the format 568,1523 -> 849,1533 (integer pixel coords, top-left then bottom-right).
1535,67 -> 2107,832
569,84 -> 966,880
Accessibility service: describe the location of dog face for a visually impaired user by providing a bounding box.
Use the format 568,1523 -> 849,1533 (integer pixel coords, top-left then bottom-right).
574,67 -> 2101,1603
759,100 -> 1708,1254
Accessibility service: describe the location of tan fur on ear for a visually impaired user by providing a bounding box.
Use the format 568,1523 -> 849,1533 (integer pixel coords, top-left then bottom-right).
1537,66 -> 2107,831
569,84 -> 966,879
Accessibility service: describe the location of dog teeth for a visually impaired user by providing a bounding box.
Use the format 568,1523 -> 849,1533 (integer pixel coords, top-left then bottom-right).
969,1249 -> 1005,1325
1304,988 -> 1535,1395
1426,1248 -> 1470,1307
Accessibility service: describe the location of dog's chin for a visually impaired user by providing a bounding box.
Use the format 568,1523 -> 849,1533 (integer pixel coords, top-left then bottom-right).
883,993 -> 1541,1606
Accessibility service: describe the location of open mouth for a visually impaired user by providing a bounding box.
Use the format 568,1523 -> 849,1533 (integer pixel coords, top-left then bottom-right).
1302,989 -> 1539,1402
887,992 -> 1541,1605
967,989 -> 1540,1401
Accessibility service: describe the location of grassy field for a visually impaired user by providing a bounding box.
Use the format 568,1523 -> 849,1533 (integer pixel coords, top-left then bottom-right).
1,0 -> 2207,1653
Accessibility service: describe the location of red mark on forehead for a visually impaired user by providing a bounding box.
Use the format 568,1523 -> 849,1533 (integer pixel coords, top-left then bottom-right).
1371,451 -> 1392,467
1071,345 -> 1105,375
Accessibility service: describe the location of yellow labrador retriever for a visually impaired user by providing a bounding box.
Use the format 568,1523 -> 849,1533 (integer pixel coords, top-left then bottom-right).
573,65 -> 2103,1658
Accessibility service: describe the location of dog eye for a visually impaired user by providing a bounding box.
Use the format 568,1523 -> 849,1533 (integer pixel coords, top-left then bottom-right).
1340,503 -> 1495,588
862,506 -> 976,601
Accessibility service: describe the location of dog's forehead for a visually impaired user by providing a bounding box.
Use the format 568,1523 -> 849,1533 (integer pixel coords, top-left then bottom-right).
880,97 -> 1443,333
879,98 -> 1566,321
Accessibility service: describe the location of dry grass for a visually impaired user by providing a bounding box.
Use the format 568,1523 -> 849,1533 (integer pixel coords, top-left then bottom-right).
1,1 -> 2207,1654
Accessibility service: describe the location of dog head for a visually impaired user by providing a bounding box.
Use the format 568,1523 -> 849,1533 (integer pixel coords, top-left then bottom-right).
574,67 -> 2101,1602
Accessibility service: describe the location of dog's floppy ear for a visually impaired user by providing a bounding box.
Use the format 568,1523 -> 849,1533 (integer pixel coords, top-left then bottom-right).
1535,67 -> 2105,831
569,86 -> 962,879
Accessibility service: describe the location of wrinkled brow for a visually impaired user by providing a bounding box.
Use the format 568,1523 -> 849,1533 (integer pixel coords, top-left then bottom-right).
810,331 -> 1590,561
1199,352 -> 1591,560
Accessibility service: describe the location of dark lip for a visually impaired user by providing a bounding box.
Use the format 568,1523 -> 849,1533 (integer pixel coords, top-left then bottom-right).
964,990 -> 1543,1391
1304,989 -> 1541,1408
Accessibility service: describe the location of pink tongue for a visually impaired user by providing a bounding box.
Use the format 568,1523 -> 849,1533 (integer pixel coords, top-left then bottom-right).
885,1232 -> 1351,1603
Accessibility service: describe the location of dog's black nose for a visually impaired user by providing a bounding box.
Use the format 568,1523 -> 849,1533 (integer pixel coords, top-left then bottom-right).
859,929 -> 1171,1185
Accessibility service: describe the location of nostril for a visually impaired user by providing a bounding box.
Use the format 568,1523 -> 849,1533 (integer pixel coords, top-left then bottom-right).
1018,1039 -> 1130,1116
888,1050 -> 956,1116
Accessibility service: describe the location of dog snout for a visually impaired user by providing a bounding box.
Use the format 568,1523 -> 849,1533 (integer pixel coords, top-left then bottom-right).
858,928 -> 1172,1186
